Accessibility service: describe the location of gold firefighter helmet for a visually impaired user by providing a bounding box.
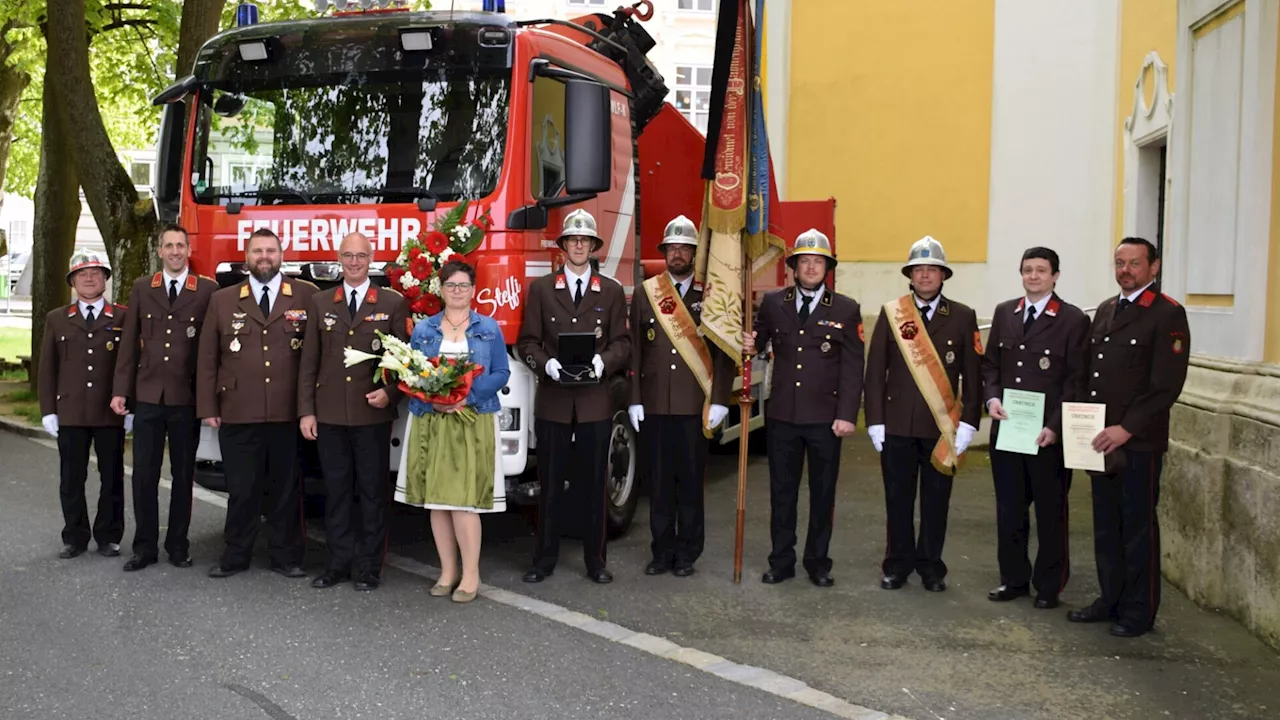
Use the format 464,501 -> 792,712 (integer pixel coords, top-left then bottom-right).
786,228 -> 836,270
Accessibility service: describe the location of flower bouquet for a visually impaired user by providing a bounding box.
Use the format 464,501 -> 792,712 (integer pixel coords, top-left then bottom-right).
385,199 -> 493,329
343,331 -> 484,422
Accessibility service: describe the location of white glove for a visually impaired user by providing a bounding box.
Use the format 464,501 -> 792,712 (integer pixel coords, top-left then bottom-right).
544,358 -> 562,381
868,424 -> 885,453
955,421 -> 977,455
42,414 -> 59,438
592,354 -> 605,379
124,414 -> 134,434
707,404 -> 729,429
628,405 -> 645,432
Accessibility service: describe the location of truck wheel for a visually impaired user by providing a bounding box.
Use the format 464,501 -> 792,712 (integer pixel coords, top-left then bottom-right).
605,408 -> 639,538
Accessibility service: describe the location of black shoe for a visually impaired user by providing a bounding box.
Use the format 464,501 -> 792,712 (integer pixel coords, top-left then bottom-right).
271,565 -> 307,579
523,568 -> 552,583
208,564 -> 246,578
880,574 -> 906,590
97,543 -> 121,558
169,555 -> 194,568
58,545 -> 87,559
645,560 -> 671,576
587,568 -> 613,584
761,567 -> 795,584
672,565 -> 697,578
353,574 -> 380,592
1067,604 -> 1113,623
808,571 -> 834,587
311,570 -> 350,589
122,556 -> 157,572
988,584 -> 1030,602
1034,594 -> 1060,609
1109,623 -> 1147,638
923,578 -> 948,592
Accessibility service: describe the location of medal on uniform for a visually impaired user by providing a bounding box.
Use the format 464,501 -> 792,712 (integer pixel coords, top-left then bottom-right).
1039,356 -> 1051,370
230,337 -> 241,353
820,341 -> 831,353
595,326 -> 603,340
186,326 -> 196,338
106,341 -> 114,351
646,328 -> 655,341
945,350 -> 955,365
291,337 -> 302,350
231,320 -> 244,332
372,338 -> 381,351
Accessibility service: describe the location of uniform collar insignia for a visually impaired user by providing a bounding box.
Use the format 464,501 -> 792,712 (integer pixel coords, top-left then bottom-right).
590,276 -> 602,292
783,287 -> 796,302
102,304 -> 115,318
1137,289 -> 1156,308
554,274 -> 566,290
1045,298 -> 1060,317
691,281 -> 703,292
239,283 -> 250,299
66,305 -> 77,317
281,281 -> 293,297
366,286 -> 378,304
821,291 -> 833,307
937,299 -> 950,316
150,272 -> 163,288
1014,298 -> 1025,313
332,286 -> 345,303
184,274 -> 198,291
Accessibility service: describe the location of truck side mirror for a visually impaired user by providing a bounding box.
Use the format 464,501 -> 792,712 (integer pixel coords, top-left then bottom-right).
154,101 -> 187,222
563,79 -> 611,195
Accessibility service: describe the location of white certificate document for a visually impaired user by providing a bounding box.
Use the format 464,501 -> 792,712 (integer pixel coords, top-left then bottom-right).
1062,402 -> 1105,472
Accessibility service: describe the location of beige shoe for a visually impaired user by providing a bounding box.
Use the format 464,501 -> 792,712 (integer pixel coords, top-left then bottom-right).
451,587 -> 478,603
429,581 -> 459,597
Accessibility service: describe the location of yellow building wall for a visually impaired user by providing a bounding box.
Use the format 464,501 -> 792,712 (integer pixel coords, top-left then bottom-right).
786,1 -> 995,263
1112,0 -> 1178,249
1266,8 -> 1280,363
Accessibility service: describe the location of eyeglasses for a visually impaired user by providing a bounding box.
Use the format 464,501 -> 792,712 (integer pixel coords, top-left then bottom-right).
563,238 -> 594,246
443,282 -> 473,291
340,253 -> 371,262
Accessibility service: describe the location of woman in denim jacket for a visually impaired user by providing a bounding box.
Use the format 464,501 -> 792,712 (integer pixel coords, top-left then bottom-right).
398,260 -> 510,603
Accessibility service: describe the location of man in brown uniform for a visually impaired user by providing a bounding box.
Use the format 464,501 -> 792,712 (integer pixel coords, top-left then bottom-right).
517,209 -> 631,584
628,215 -> 733,577
111,224 -> 218,571
1068,237 -> 1189,638
742,229 -> 864,587
865,236 -> 982,592
298,232 -> 409,591
197,228 -> 318,579
982,247 -> 1090,609
39,249 -> 128,559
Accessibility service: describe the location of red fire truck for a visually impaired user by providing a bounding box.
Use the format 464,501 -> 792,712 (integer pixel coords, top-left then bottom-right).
149,2 -> 835,534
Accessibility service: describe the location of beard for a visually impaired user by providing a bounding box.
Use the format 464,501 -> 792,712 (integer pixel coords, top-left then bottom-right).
250,262 -> 280,283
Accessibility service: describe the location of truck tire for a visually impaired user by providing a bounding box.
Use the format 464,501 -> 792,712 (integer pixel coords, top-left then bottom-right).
605,375 -> 639,538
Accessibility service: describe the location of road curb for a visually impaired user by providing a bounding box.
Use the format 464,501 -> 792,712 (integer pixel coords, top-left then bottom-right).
0,415 -> 43,439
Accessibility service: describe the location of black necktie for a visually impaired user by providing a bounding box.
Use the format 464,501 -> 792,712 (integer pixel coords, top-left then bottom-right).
1117,297 -> 1132,314
349,290 -> 358,318
799,293 -> 813,323
919,305 -> 931,325
259,286 -> 271,317
84,306 -> 95,325
169,279 -> 178,304
1024,305 -> 1037,333
574,278 -> 583,308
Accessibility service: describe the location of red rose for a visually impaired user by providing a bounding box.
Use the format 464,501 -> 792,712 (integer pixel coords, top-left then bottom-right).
410,255 -> 431,278
410,297 -> 430,315
404,285 -> 422,300
408,246 -> 422,260
424,231 -> 450,255
421,294 -> 442,315
386,265 -> 405,286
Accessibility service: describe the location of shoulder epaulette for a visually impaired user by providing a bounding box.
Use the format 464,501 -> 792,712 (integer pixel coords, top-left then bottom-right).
1161,293 -> 1181,307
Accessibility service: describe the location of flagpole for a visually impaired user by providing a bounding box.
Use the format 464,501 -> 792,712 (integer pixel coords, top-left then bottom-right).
734,241 -> 752,585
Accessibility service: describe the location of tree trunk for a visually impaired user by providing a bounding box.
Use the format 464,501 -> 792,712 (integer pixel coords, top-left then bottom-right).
45,0 -> 156,308
0,20 -> 33,260
176,0 -> 227,78
29,77 -> 80,391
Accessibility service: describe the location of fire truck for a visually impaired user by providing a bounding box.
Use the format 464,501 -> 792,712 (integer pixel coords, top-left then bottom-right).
149,1 -> 835,535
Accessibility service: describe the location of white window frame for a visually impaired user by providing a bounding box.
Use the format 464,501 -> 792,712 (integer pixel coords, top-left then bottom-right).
673,63 -> 712,135
677,0 -> 715,12
565,0 -> 607,7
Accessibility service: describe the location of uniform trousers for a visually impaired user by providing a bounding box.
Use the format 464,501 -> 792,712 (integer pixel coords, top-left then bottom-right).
989,444 -> 1070,596
533,416 -> 610,573
130,401 -> 199,560
57,426 -> 126,550
880,434 -> 953,581
766,420 -> 841,575
218,422 -> 303,569
644,414 -> 706,568
317,422 -> 392,578
1089,450 -> 1163,631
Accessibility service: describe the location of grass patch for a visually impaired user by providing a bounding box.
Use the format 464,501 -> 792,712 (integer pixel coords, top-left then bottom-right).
9,402 -> 41,425
5,388 -> 35,403
0,326 -> 31,363
0,367 -> 26,382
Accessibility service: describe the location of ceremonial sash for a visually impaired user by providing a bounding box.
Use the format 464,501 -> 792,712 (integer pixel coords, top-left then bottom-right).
643,274 -> 718,437
884,295 -> 965,475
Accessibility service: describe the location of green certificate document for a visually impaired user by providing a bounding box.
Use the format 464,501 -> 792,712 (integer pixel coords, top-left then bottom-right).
994,389 -> 1046,455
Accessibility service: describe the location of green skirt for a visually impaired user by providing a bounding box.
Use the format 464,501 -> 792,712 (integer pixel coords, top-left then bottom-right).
396,412 -> 505,513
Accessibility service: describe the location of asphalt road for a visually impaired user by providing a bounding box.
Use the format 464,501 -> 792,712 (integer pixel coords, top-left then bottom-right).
3,427 -> 1280,720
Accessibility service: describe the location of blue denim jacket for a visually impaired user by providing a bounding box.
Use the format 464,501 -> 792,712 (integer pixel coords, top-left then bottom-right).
408,310 -> 511,416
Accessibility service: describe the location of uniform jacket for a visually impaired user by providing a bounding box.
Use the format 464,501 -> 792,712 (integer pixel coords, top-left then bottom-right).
297,284 -> 410,426
112,271 -> 218,407
865,294 -> 982,438
516,270 -> 631,424
1084,287 -> 1190,453
752,286 -> 864,425
39,302 -> 128,427
629,278 -> 734,415
408,310 -> 512,416
981,293 -> 1090,438
196,277 -> 319,424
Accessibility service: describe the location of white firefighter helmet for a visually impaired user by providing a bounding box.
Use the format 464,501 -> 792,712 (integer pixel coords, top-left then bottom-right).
902,235 -> 952,279
66,248 -> 112,285
658,215 -> 698,250
556,208 -> 603,251
786,228 -> 836,270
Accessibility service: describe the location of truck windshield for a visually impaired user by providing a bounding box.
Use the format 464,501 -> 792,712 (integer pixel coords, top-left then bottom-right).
191,67 -> 510,206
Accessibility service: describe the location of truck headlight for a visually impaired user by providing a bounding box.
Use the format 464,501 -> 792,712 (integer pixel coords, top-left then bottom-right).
499,407 -> 519,432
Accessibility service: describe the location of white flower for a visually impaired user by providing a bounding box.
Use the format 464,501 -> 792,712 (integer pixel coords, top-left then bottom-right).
452,225 -> 469,239
399,273 -> 420,289
427,275 -> 441,295
439,247 -> 455,263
